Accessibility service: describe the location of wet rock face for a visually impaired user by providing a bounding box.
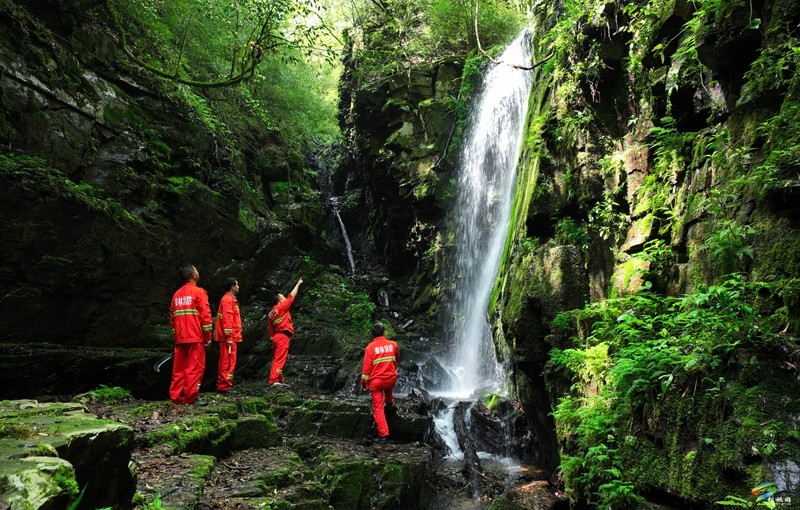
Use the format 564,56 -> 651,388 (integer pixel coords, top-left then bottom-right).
338,32 -> 461,292
469,399 -> 533,462
0,3 -> 313,367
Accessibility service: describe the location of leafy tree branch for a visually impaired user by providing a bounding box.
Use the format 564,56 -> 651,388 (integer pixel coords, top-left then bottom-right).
473,0 -> 554,71
103,0 -> 329,88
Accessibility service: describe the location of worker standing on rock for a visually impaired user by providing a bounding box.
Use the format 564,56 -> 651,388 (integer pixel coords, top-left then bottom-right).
215,277 -> 242,394
361,322 -> 399,441
267,277 -> 303,386
169,264 -> 213,405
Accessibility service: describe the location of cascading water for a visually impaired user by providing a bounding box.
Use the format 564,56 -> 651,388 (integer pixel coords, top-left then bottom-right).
440,29 -> 534,398
330,197 -> 356,275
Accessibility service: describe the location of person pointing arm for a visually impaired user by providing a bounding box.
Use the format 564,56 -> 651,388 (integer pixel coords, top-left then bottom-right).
267,278 -> 303,386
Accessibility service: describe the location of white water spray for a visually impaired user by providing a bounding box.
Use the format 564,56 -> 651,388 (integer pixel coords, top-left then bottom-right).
331,198 -> 356,275
442,30 -> 533,397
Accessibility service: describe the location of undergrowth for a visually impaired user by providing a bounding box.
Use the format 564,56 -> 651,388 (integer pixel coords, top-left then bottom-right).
548,275 -> 799,507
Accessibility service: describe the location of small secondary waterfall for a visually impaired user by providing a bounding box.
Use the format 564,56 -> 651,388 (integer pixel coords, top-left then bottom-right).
331,197 -> 356,275
317,150 -> 356,276
441,29 -> 533,397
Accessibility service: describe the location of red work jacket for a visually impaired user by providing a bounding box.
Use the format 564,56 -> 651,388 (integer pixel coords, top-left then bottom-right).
268,295 -> 295,337
214,292 -> 242,342
170,282 -> 212,344
361,336 -> 399,383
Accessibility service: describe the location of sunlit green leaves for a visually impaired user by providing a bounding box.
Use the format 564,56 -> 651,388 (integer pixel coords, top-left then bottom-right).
106,0 -> 338,86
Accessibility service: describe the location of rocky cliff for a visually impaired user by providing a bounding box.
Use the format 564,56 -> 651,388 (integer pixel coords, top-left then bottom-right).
489,0 -> 800,506
0,0 -> 351,399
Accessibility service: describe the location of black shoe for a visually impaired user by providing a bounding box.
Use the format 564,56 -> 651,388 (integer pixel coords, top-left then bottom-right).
192,400 -> 209,407
373,436 -> 390,445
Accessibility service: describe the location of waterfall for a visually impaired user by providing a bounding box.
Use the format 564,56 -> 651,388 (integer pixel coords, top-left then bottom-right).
432,403 -> 462,459
441,29 -> 533,397
331,197 -> 356,275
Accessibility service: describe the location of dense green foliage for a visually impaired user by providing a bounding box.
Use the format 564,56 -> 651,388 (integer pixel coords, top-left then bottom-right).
297,268 -> 380,356
103,0 -> 341,192
489,0 -> 800,507
348,0 -> 526,90
549,276 -> 799,507
105,0 -> 336,85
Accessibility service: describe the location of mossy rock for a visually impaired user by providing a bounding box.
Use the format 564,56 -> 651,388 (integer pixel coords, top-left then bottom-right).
622,363 -> 800,504
374,459 -> 427,508
0,400 -> 135,509
284,400 -> 373,439
231,416 -> 282,450
0,456 -> 76,510
138,415 -> 234,454
323,459 -> 376,510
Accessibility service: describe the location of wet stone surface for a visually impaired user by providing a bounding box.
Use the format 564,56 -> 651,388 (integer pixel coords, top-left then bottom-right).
33,368 -> 562,510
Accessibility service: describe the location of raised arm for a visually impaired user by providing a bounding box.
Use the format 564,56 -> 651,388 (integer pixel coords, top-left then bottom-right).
289,278 -> 303,299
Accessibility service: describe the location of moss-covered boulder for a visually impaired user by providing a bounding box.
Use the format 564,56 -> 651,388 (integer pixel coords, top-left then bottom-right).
314,439 -> 432,510
0,456 -> 76,510
264,392 -> 430,442
120,398 -> 282,456
0,400 -> 135,509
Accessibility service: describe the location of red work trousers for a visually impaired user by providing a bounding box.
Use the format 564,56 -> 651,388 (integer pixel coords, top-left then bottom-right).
217,342 -> 237,392
170,342 -> 206,404
368,377 -> 396,438
269,333 -> 290,384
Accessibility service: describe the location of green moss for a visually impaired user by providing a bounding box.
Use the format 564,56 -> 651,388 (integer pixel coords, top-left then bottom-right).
0,152 -> 142,227
375,458 -> 426,507
138,416 -> 233,454
89,385 -> 132,404
323,460 -> 374,510
620,376 -> 791,504
261,393 -> 302,409
0,422 -> 31,439
33,443 -> 58,457
209,403 -> 239,420
238,206 -> 259,232
53,465 -> 79,499
751,214 -> 800,282
189,454 -> 216,480
260,466 -> 299,490
102,104 -> 138,128
231,416 -> 282,450
164,176 -> 217,196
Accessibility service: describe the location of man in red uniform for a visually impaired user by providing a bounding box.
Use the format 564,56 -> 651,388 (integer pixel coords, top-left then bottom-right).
215,277 -> 242,394
169,264 -> 213,405
267,277 -> 303,386
361,322 -> 399,439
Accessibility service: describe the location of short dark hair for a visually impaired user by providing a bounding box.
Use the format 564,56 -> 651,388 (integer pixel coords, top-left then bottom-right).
371,322 -> 385,338
178,264 -> 196,282
224,277 -> 238,292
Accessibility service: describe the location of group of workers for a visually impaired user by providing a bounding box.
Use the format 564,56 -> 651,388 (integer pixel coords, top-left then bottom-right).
168,263 -> 399,440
